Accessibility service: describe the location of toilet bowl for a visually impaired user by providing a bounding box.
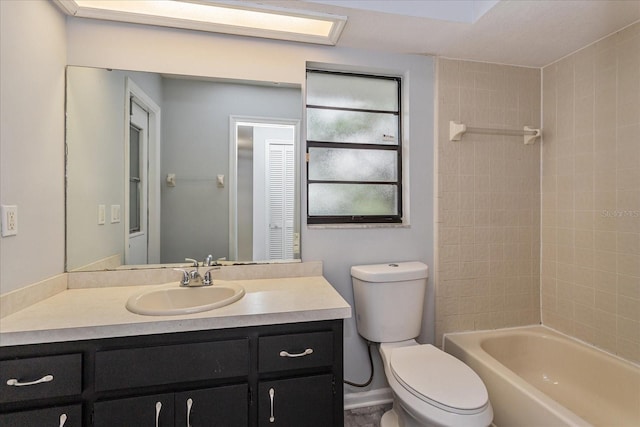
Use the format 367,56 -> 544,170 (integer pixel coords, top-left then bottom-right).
351,262 -> 493,427
379,340 -> 493,427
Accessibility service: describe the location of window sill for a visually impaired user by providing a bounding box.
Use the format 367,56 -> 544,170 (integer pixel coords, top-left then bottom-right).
307,223 -> 410,230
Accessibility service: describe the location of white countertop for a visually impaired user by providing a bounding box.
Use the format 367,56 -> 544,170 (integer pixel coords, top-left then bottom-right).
0,276 -> 351,347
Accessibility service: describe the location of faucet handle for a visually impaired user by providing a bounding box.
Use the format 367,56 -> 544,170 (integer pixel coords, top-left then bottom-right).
173,268 -> 190,286
204,254 -> 214,266
203,267 -> 221,286
185,258 -> 199,268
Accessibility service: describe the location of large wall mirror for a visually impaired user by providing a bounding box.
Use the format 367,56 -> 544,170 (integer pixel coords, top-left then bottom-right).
65,66 -> 302,272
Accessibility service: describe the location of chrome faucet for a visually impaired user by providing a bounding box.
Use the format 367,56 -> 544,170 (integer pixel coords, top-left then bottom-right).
174,258 -> 222,287
174,258 -> 209,287
189,269 -> 203,286
174,268 -> 190,286
202,267 -> 220,286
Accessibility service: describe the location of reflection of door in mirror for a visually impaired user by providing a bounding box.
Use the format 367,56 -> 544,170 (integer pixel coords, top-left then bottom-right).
125,78 -> 161,267
231,120 -> 299,261
127,101 -> 148,265
264,139 -> 295,260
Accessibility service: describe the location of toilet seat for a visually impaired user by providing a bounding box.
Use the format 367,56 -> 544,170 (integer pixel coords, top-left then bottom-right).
389,344 -> 489,415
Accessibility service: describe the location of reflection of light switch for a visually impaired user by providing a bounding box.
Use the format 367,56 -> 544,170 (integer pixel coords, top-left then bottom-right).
166,173 -> 176,187
293,232 -> 300,253
217,174 -> 225,187
98,204 -> 106,225
111,205 -> 121,223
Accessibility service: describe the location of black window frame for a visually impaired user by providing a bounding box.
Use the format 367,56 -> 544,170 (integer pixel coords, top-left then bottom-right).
129,122 -> 142,234
305,69 -> 403,225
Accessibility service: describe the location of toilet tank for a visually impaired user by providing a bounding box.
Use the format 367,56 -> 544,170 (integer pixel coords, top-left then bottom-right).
351,262 -> 428,343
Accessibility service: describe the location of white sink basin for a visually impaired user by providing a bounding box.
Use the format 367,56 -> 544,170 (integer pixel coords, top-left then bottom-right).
126,283 -> 245,316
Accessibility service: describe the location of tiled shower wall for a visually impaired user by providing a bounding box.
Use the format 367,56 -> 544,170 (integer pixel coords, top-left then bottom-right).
541,23 -> 640,364
435,59 -> 541,345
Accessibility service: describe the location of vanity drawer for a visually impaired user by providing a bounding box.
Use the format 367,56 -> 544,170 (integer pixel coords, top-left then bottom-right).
95,338 -> 249,391
259,331 -> 333,373
0,354 -> 82,404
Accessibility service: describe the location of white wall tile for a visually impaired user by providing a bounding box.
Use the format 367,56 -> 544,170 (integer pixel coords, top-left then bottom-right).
542,25 -> 640,363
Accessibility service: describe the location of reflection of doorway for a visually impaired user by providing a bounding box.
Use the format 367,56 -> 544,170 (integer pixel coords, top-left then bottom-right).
229,117 -> 299,261
125,78 -> 161,265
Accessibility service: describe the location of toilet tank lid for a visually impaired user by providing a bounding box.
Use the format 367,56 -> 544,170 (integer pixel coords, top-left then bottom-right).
351,262 -> 428,282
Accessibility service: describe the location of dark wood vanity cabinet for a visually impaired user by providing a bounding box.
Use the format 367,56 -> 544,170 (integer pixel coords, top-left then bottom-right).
0,320 -> 343,427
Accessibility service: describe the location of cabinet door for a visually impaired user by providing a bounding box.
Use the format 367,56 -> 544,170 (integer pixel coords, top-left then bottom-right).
258,374 -> 333,427
175,384 -> 248,427
0,404 -> 81,427
93,393 -> 174,427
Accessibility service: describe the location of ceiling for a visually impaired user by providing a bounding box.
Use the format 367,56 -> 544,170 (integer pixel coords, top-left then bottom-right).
246,0 -> 640,67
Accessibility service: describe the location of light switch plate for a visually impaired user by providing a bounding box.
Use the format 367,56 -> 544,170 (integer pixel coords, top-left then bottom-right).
98,204 -> 106,225
111,205 -> 121,223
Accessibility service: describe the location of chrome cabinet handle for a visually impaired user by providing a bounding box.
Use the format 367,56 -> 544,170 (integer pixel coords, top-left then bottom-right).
59,413 -> 67,427
155,402 -> 162,427
186,398 -> 193,427
279,348 -> 313,358
269,388 -> 275,423
6,374 -> 53,387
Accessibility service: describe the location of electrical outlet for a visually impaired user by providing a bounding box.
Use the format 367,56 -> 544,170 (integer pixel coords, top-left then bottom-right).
1,205 -> 18,237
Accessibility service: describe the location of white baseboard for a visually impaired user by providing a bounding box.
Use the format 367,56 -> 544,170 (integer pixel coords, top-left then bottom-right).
344,387 -> 393,410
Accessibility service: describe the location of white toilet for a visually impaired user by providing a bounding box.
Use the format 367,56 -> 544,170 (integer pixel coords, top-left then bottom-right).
351,262 -> 493,427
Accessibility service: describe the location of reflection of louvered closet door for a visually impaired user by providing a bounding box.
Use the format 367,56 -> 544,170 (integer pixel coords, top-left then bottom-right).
266,142 -> 295,260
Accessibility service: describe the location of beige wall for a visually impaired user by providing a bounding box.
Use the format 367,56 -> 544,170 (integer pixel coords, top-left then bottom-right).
541,22 -> 640,364
0,0 -> 67,294
435,59 -> 542,345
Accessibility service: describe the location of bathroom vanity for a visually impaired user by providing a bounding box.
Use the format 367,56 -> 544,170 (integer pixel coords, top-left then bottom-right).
0,269 -> 350,427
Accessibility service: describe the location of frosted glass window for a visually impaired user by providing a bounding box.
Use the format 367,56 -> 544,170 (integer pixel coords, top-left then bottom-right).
309,184 -> 398,216
306,70 -> 402,224
307,109 -> 398,145
308,147 -> 397,182
307,72 -> 398,111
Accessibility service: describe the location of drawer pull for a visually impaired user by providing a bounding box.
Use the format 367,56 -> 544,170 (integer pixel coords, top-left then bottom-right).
6,374 -> 53,387
269,388 -> 275,423
279,348 -> 313,358
155,401 -> 162,427
59,413 -> 67,427
186,398 -> 193,427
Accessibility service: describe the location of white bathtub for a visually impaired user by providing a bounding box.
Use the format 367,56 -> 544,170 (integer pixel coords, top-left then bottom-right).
444,326 -> 640,427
